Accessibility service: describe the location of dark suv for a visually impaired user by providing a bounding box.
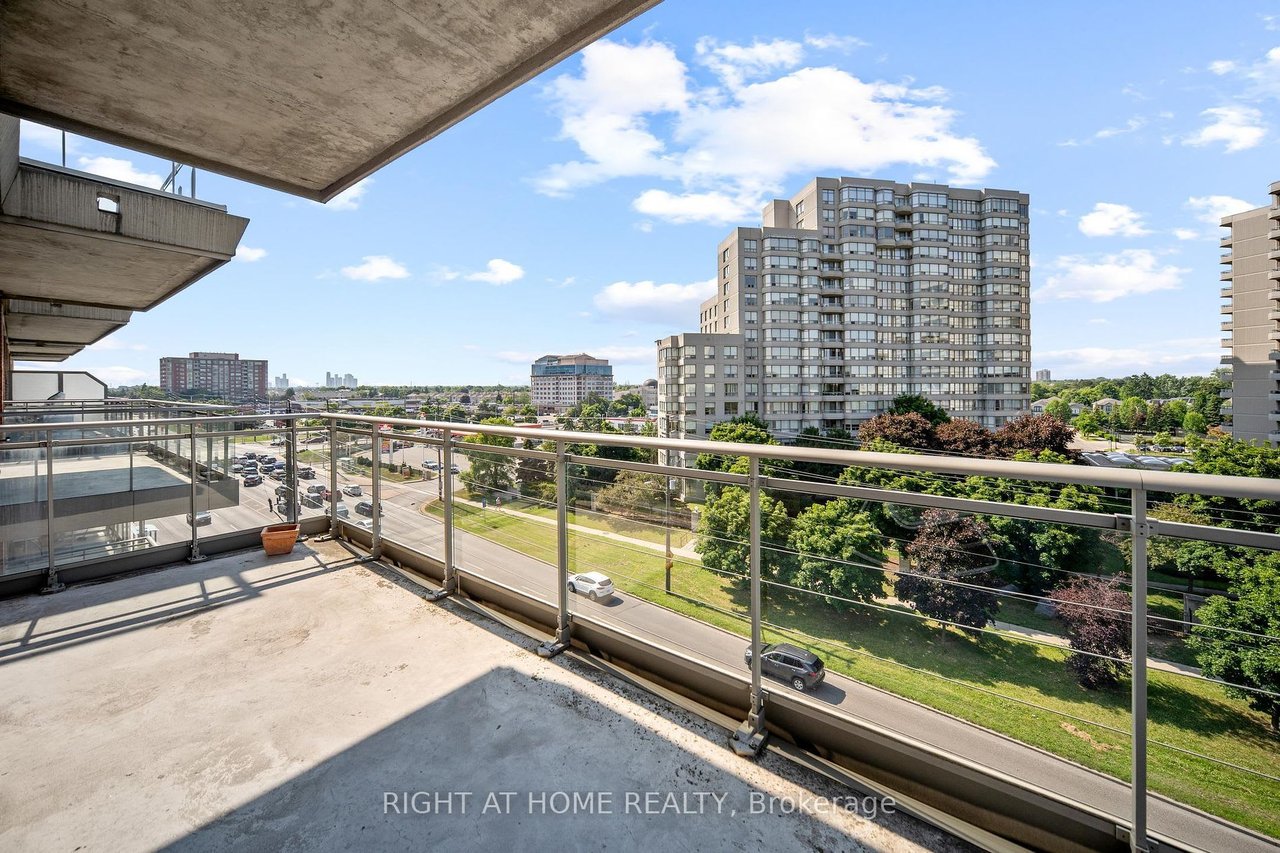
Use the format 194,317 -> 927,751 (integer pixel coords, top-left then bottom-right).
744,642 -> 825,692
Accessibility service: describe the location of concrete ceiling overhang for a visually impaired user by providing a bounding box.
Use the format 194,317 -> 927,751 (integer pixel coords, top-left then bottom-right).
0,159 -> 249,312
0,0 -> 662,202
4,299 -> 132,363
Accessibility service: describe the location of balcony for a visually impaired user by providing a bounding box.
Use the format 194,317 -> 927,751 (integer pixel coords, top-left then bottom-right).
1221,252 -> 1234,264
1221,320 -> 1233,332
1220,269 -> 1233,281
0,408 -> 1278,852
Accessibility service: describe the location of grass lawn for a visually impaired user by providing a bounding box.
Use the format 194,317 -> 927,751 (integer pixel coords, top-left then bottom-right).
429,500 -> 1280,838
508,498 -> 695,549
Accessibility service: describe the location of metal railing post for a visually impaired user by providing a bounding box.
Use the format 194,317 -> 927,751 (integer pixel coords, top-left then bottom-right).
370,429 -> 382,560
423,430 -> 457,601
1129,487 -> 1150,852
286,418 -> 298,525
537,439 -> 572,657
733,455 -> 767,756
187,423 -> 203,562
664,477 -> 673,594
40,430 -> 64,593
328,422 -> 339,537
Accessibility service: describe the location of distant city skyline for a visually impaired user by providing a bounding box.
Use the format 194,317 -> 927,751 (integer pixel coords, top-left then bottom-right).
13,2 -> 1280,387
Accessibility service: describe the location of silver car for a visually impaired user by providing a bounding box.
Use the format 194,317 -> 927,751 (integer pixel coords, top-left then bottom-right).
567,571 -> 614,602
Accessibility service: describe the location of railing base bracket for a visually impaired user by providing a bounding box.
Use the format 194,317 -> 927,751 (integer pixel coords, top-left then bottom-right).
731,723 -> 768,757
536,640 -> 571,658
424,587 -> 455,602
39,581 -> 66,595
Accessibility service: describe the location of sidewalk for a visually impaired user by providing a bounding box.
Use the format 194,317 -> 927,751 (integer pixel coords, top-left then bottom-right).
446,496 -> 1202,675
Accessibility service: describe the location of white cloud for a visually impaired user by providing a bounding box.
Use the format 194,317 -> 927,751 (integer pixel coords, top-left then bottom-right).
340,255 -> 409,282
632,189 -> 757,225
1172,228 -> 1201,240
234,245 -> 268,262
1059,116 -> 1148,147
1182,105 -> 1266,152
1087,318 -> 1109,325
1186,194 -> 1254,225
464,259 -> 524,285
1038,339 -> 1221,377
1077,203 -> 1151,238
554,276 -> 576,289
495,350 -> 538,364
695,37 -> 805,89
1264,14 -> 1280,31
1036,250 -> 1188,303
88,366 -> 149,385
803,33 -> 868,52
75,156 -> 164,188
536,39 -> 996,222
1208,60 -> 1237,75
593,278 -> 716,325
327,178 -> 371,211
19,120 -> 75,152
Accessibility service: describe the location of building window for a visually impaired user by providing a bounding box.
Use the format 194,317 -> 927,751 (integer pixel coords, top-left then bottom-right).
820,189 -> 836,204
722,248 -> 730,262
703,364 -> 716,378
742,238 -> 758,252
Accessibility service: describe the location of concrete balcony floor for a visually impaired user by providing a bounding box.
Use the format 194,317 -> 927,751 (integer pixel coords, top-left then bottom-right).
0,540 -> 961,853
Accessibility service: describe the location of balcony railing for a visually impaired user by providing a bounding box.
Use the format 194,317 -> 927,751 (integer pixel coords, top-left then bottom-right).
1,406 -> 1278,852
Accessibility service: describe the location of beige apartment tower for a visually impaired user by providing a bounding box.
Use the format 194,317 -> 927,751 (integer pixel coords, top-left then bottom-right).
659,177 -> 1030,446
1219,181 -> 1280,446
530,353 -> 614,414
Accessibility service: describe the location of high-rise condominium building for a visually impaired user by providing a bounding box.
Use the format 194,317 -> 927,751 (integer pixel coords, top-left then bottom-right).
1219,181 -> 1280,447
1035,369 -> 1052,381
159,352 -> 267,401
531,353 -> 614,414
657,177 -> 1031,450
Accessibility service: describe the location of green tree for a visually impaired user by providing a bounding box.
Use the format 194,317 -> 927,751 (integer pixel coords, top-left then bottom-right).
1044,398 -> 1073,422
1183,410 -> 1207,435
888,393 -> 951,427
1188,555 -> 1280,732
460,417 -> 515,498
695,486 -> 794,589
1073,409 -> 1103,436
1161,399 -> 1188,433
694,414 -> 779,476
788,499 -> 886,609
595,470 -> 667,521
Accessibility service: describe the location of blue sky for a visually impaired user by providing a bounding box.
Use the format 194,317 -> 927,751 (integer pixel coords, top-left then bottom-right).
17,2 -> 1280,388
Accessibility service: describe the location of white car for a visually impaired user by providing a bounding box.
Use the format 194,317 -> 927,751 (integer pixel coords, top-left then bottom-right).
567,571 -> 614,602
342,483 -> 363,497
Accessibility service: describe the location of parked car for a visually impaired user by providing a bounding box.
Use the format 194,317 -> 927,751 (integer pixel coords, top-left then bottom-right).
231,462 -> 244,473
334,502 -> 350,518
449,464 -> 460,474
244,452 -> 258,460
744,642 -> 825,692
355,500 -> 383,517
269,469 -> 287,481
342,483 -> 363,497
301,493 -> 324,509
185,510 -> 212,526
297,466 -> 316,480
304,435 -> 327,445
424,461 -> 441,471
567,571 -> 614,602
275,485 -> 294,498
305,484 -> 325,496
242,473 -> 263,486
258,456 -> 277,468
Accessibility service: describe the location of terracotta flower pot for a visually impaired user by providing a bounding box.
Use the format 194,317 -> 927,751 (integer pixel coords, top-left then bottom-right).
261,523 -> 300,556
